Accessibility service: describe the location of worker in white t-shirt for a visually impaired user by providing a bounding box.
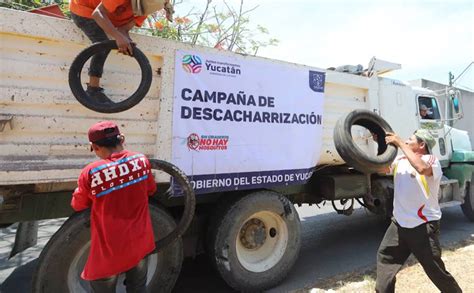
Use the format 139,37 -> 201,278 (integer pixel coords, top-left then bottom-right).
375,129 -> 462,293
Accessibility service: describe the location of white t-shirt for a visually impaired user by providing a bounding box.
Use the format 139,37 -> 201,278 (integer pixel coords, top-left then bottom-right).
391,154 -> 442,228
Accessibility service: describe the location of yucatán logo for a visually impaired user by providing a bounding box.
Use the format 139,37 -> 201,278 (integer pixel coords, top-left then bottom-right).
182,55 -> 202,74
187,133 -> 229,151
309,70 -> 325,93
205,60 -> 241,77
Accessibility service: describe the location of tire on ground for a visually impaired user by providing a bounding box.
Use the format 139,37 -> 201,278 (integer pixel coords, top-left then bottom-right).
31,205 -> 183,293
207,190 -> 301,292
334,109 -> 398,173
461,177 -> 474,222
68,40 -> 152,113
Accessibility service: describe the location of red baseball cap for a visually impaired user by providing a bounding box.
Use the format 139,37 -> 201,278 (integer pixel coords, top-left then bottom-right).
88,121 -> 120,143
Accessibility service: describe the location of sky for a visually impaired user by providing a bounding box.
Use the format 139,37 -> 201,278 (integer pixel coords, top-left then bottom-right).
175,0 -> 474,90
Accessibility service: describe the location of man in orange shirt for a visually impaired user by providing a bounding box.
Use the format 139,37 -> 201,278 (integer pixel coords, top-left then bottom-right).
70,0 -> 173,102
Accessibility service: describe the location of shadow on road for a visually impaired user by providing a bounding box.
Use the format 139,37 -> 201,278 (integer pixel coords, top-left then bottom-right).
1,259 -> 37,293
1,206 -> 472,293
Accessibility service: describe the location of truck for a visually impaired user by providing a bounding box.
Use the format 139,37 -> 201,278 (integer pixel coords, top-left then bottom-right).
1,7 -> 473,293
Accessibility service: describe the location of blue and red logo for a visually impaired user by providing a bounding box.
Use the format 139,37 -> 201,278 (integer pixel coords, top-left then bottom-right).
182,55 -> 202,73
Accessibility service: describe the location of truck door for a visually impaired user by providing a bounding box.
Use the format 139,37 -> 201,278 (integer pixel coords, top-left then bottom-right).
417,95 -> 450,164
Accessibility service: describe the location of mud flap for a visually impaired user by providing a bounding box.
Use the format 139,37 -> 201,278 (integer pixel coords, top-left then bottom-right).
9,221 -> 38,259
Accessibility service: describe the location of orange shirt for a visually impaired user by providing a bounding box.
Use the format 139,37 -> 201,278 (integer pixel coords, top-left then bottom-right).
70,0 -> 147,27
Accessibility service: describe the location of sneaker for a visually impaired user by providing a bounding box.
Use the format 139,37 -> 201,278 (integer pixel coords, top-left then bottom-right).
86,85 -> 112,104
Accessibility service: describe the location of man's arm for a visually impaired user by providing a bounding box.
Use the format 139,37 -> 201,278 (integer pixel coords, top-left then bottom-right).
117,20 -> 135,40
71,171 -> 93,211
91,3 -> 133,55
146,159 -> 157,196
399,143 -> 433,176
377,166 -> 391,174
385,132 -> 433,176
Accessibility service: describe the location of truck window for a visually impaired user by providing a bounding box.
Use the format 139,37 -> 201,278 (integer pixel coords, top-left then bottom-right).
418,96 -> 441,120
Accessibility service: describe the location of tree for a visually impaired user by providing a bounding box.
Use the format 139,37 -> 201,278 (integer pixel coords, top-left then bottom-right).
2,0 -> 278,55
138,0 -> 278,55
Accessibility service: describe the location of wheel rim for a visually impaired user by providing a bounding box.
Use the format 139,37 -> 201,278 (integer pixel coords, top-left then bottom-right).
235,211 -> 288,273
67,241 -> 158,292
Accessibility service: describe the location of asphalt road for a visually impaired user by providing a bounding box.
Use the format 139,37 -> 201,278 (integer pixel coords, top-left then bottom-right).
1,205 -> 473,293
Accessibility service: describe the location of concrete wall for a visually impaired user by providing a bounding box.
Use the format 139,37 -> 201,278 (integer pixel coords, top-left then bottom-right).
410,79 -> 474,147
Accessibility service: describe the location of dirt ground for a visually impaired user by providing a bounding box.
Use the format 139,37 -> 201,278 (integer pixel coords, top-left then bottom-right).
300,238 -> 474,293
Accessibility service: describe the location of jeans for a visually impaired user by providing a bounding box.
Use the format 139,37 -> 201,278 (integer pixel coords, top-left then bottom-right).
71,13 -> 110,78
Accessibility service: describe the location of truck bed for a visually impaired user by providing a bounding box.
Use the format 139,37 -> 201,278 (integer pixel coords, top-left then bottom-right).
0,8 -> 375,187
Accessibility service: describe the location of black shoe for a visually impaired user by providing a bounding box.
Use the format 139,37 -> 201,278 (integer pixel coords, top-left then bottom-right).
86,85 -> 112,104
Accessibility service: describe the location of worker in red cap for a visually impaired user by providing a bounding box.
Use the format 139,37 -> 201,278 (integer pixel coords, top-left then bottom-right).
71,121 -> 157,292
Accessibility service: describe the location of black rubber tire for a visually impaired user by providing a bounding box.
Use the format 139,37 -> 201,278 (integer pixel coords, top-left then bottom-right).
207,191 -> 301,292
149,159 -> 196,251
334,109 -> 398,173
31,205 -> 183,293
461,178 -> 474,222
68,40 -> 152,113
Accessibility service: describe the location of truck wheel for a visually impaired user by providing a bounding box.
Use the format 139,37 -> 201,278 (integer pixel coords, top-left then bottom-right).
366,179 -> 393,219
68,40 -> 152,113
334,109 -> 398,173
31,205 -> 183,293
461,180 -> 474,222
207,191 -> 301,292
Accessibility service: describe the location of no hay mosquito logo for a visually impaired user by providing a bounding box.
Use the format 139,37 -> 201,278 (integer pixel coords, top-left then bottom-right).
187,133 -> 229,151
187,133 -> 200,150
182,55 -> 203,73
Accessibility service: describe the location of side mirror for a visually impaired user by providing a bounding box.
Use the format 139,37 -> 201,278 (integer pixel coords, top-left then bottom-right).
452,96 -> 460,113
450,89 -> 463,118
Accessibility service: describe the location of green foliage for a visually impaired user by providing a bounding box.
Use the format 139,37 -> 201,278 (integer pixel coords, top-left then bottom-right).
0,0 -> 42,10
2,0 -> 277,55
1,0 -> 71,18
137,0 -> 278,55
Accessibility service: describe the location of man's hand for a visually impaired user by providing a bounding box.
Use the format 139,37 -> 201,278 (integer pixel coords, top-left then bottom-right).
116,21 -> 136,55
115,32 -> 133,56
92,4 -> 134,55
385,132 -> 403,147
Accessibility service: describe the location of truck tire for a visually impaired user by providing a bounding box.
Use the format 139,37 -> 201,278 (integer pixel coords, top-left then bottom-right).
69,40 -> 152,113
365,179 -> 394,220
207,191 -> 301,292
31,205 -> 183,293
334,109 -> 397,173
149,159 -> 196,251
461,179 -> 474,222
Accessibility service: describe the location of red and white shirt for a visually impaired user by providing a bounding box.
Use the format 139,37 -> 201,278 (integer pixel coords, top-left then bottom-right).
391,154 -> 442,228
71,150 -> 157,280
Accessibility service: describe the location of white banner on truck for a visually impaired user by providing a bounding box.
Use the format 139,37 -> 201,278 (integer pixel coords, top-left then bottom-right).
172,50 -> 325,194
